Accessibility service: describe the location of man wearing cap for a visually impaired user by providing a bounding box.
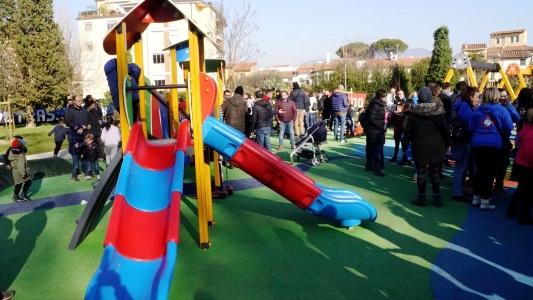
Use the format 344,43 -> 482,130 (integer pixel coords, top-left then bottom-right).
8,138 -> 32,202
331,84 -> 349,143
65,95 -> 89,133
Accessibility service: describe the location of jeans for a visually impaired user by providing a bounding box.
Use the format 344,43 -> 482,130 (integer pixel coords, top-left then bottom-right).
304,111 -> 310,131
256,126 -> 271,151
71,154 -> 83,179
451,143 -> 470,196
333,113 -> 347,141
308,112 -> 317,128
279,120 -> 294,148
85,160 -> 100,176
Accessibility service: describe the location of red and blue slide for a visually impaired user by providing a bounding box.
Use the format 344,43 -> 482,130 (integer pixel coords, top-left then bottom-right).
202,116 -> 377,227
85,120 -> 190,300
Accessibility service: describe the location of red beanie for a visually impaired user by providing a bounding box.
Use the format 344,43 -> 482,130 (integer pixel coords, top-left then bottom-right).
11,139 -> 23,149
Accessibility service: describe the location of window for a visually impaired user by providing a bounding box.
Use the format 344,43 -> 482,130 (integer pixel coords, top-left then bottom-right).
153,54 -> 165,64
85,42 -> 93,51
500,37 -> 505,44
85,22 -> 92,32
516,35 -> 520,43
520,59 -> 526,66
154,80 -> 165,86
107,21 -> 116,31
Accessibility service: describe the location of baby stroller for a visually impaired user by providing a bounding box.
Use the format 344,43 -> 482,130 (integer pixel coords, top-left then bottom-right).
290,120 -> 329,166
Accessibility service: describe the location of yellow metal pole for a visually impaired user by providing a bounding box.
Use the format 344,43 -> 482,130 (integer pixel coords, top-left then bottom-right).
478,70 -> 490,93
189,23 -> 212,249
466,66 -> 477,87
170,48 -> 179,134
443,69 -> 454,83
133,37 -> 147,137
116,22 -> 129,151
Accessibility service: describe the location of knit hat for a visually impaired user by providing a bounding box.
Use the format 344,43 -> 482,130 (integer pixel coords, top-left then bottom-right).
234,86 -> 244,96
74,123 -> 83,131
11,138 -> 24,149
417,87 -> 432,103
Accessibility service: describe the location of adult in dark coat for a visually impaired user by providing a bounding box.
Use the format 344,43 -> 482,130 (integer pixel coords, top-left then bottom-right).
364,90 -> 387,176
321,90 -> 332,129
221,86 -> 248,133
251,90 -> 274,151
403,87 -> 451,207
65,95 -> 88,132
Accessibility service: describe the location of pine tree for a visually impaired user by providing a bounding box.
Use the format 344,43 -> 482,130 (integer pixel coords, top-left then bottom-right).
411,58 -> 431,92
426,26 -> 453,85
14,0 -> 72,126
390,65 -> 411,95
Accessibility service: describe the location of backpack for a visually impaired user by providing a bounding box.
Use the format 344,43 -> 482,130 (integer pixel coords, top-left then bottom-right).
359,109 -> 368,128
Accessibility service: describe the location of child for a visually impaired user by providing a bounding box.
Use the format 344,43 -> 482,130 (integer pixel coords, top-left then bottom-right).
48,117 -> 69,157
8,138 -> 32,202
81,133 -> 102,180
68,123 -> 85,181
101,116 -> 121,166
346,105 -> 355,137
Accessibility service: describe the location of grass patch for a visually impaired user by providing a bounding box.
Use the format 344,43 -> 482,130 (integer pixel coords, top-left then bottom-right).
0,123 -> 67,155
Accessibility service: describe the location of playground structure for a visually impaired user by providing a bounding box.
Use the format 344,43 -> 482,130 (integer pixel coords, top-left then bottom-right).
444,53 -> 518,99
76,0 -> 377,298
502,63 -> 532,97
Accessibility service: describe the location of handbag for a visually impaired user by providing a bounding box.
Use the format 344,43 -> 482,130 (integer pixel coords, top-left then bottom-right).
451,119 -> 469,143
488,113 -> 513,152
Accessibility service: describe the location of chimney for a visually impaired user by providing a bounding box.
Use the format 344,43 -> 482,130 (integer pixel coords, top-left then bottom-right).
326,53 -> 331,63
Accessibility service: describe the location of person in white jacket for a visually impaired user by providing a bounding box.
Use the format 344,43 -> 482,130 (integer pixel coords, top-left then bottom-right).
100,116 -> 121,166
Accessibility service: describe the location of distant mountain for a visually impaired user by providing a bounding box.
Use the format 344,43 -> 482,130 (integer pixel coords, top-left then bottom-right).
400,48 -> 432,58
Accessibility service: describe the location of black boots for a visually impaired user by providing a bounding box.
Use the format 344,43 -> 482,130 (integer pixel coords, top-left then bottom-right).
20,192 -> 32,201
13,193 -> 31,202
411,194 -> 426,206
412,194 -> 442,207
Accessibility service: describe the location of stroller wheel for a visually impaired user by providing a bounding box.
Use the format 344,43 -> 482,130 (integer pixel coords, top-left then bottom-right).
311,158 -> 320,166
321,154 -> 329,162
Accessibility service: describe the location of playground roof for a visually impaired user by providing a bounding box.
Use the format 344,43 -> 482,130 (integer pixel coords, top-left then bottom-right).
102,0 -> 215,55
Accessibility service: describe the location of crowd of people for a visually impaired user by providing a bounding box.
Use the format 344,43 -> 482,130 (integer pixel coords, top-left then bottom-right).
2,80 -> 531,227
220,81 -> 533,225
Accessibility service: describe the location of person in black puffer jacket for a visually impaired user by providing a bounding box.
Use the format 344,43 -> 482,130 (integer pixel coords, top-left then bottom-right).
365,89 -> 387,176
403,87 -> 450,207
251,90 -> 274,151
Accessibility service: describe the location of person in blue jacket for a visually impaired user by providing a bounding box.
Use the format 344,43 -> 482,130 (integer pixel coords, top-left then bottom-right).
331,84 -> 349,143
451,85 -> 476,202
493,88 -> 520,195
468,87 -> 514,210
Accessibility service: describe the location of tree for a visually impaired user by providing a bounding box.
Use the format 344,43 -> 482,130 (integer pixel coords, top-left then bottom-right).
14,0 -> 72,127
336,42 -> 371,59
390,65 -> 411,95
426,26 -> 453,85
237,70 -> 284,92
410,58 -> 431,92
370,39 -> 408,59
215,0 -> 262,91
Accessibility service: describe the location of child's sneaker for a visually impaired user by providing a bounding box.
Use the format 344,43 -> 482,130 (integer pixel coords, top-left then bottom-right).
85,176 -> 92,180
480,199 -> 495,211
96,175 -> 101,180
471,195 -> 481,207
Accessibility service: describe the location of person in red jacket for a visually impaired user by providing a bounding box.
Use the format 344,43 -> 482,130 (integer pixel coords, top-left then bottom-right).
507,108 -> 533,224
275,91 -> 297,150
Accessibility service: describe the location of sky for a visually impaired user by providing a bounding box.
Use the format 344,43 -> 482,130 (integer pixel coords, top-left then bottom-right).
53,0 -> 533,67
